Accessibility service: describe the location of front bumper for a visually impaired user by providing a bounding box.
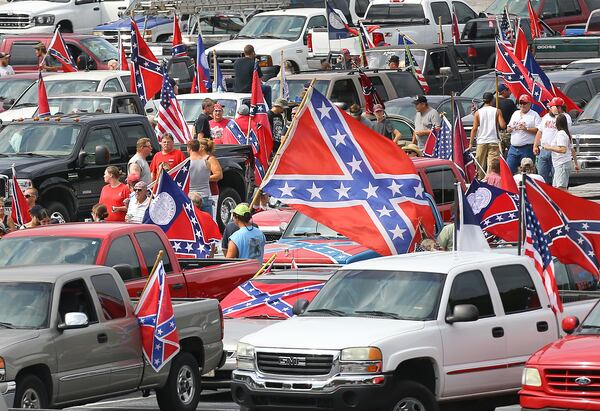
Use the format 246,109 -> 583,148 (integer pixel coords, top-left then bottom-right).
520,388 -> 600,410
0,380 -> 16,407
231,369 -> 392,410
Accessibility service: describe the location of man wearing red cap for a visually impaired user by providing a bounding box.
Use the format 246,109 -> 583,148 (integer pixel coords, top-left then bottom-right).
209,103 -> 230,144
506,94 -> 541,174
533,97 -> 572,183
336,49 -> 353,69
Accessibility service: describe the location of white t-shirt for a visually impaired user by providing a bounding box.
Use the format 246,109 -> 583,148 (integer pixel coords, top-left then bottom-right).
539,113 -> 572,146
509,109 -> 541,146
0,66 -> 15,77
126,196 -> 150,223
551,130 -> 572,166
476,106 -> 499,144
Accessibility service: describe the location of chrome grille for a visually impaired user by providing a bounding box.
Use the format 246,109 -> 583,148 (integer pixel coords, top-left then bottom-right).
97,30 -> 131,53
210,52 -> 243,75
257,352 -> 333,376
0,14 -> 30,29
575,135 -> 600,168
544,368 -> 600,394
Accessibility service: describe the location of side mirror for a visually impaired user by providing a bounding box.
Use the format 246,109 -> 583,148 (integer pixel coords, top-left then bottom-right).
292,299 -> 309,316
78,151 -> 87,167
95,145 -> 110,166
446,304 -> 479,324
58,312 -> 89,330
279,221 -> 288,233
113,264 -> 134,281
3,98 -> 14,108
562,316 -> 579,334
440,66 -> 452,76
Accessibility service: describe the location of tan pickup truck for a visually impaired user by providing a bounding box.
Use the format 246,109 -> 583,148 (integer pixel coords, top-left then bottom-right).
0,264 -> 224,410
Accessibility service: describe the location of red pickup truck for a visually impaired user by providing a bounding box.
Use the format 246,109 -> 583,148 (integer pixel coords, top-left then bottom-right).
0,223 -> 261,300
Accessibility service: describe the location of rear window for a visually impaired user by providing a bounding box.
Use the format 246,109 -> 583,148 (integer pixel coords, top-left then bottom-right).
386,72 -> 423,97
461,21 -> 496,41
9,43 -> 40,66
365,4 -> 426,22
587,11 -> 600,32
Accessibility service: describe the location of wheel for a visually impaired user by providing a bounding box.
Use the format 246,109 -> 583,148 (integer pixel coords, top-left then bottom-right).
45,201 -> 71,223
156,352 -> 201,411
14,374 -> 48,409
216,187 -> 241,231
389,380 -> 438,411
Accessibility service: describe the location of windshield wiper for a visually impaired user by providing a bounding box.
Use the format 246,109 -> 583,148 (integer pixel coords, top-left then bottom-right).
235,34 -> 253,39
243,314 -> 286,320
13,102 -> 37,108
15,152 -> 49,157
354,310 -> 403,319
293,232 -> 321,237
258,35 -> 282,39
576,118 -> 600,123
306,308 -> 346,316
581,324 -> 600,329
0,322 -> 15,329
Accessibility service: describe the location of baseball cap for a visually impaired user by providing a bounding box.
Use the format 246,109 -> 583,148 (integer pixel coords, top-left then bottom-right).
520,157 -> 534,167
213,103 -> 223,111
498,84 -> 508,93
482,92 -> 494,103
273,98 -> 288,108
126,174 -> 140,185
402,143 -> 423,157
412,95 -> 427,105
0,52 -> 10,59
133,181 -> 148,191
388,55 -> 400,64
341,48 -> 350,55
549,97 -> 565,107
518,94 -> 532,104
373,104 -> 384,112
233,203 -> 252,217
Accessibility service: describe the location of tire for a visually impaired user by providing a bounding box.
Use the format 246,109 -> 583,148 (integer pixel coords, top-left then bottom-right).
389,380 -> 438,411
45,201 -> 71,223
216,187 -> 241,231
13,374 -> 48,409
156,352 -> 201,411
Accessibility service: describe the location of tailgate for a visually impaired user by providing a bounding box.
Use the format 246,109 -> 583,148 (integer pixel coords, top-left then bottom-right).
533,37 -> 600,64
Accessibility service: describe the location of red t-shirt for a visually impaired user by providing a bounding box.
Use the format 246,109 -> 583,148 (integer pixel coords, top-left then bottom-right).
150,149 -> 186,175
99,183 -> 131,222
209,118 -> 230,144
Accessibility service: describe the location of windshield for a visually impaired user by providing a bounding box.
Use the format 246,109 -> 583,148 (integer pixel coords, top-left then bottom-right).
266,80 -> 329,104
237,15 -> 306,41
80,37 -> 118,63
15,80 -> 100,108
283,212 -> 345,239
180,98 -> 239,122
0,124 -> 81,156
365,49 -> 426,70
486,0 -> 539,16
0,79 -> 35,102
0,282 -> 52,328
460,76 -> 496,99
364,4 -> 426,22
0,237 -> 101,266
577,94 -> 600,122
306,270 -> 445,320
48,97 -> 111,115
386,100 -> 418,119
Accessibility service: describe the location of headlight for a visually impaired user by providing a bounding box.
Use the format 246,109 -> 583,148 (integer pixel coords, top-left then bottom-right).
0,357 -> 5,381
522,367 -> 542,387
16,179 -> 32,190
33,15 -> 55,26
92,31 -> 103,37
257,55 -> 273,67
340,347 -> 382,374
236,343 -> 255,371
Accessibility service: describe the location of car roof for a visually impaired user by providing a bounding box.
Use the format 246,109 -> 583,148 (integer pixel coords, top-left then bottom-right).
178,92 -> 250,100
258,8 -> 325,16
570,58 -> 600,64
0,264 -> 106,283
45,71 -> 129,81
4,222 -> 151,239
0,73 -> 55,81
47,92 -> 137,99
370,0 -> 425,5
4,113 -> 146,125
342,251 -> 529,273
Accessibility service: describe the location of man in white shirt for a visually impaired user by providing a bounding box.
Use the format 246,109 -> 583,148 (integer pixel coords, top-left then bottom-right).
533,97 -> 571,184
0,53 -> 14,77
125,181 -> 151,223
470,92 -> 506,179
506,94 -> 541,174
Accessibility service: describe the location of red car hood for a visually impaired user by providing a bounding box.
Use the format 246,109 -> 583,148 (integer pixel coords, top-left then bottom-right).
530,334 -> 600,366
253,209 -> 295,232
263,239 -> 377,265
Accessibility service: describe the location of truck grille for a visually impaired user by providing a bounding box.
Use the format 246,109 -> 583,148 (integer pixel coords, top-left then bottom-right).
0,13 -> 30,29
575,134 -> 600,168
210,52 -> 243,76
544,368 -> 600,394
97,30 -> 131,53
257,352 -> 334,376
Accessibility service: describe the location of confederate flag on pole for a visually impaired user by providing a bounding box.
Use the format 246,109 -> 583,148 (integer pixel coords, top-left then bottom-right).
171,14 -> 186,57
260,87 -> 436,256
37,71 -> 50,117
10,166 -> 31,227
357,70 -> 384,114
250,63 -> 273,183
47,27 -> 77,72
130,18 -> 163,104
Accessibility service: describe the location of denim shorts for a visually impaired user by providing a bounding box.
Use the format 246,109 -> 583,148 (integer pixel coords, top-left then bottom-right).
553,162 -> 571,188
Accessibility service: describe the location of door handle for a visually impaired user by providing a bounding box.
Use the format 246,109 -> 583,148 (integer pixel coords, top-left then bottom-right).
118,6 -> 127,9
97,333 -> 108,344
492,327 -> 504,338
93,6 -> 99,10
537,321 -> 549,332
172,283 -> 184,290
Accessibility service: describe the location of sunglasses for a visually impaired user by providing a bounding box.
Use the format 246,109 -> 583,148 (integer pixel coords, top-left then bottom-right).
519,101 -> 530,105
134,188 -> 145,192
24,194 -> 33,199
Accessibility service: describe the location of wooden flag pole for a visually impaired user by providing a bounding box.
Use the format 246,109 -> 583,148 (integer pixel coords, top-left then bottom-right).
280,50 -> 284,99
252,254 -> 276,279
134,250 -> 164,309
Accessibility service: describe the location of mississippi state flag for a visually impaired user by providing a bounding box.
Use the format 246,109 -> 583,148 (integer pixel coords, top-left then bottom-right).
131,18 -> 163,104
171,14 -> 186,57
149,158 -> 191,194
221,280 -> 326,318
37,71 -> 50,117
48,28 -> 77,72
134,261 -> 180,372
10,167 -> 31,226
261,87 -> 435,256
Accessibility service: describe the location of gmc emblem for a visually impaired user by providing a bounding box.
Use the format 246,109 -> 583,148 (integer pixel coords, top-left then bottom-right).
278,356 -> 306,367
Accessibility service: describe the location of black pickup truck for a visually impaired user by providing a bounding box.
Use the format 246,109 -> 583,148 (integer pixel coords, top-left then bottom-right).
0,113 -> 254,228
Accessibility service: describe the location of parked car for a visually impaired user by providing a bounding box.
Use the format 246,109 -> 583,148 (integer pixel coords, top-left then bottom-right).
566,57 -> 600,70
0,264 -> 222,410
0,70 -> 131,121
0,34 -> 118,73
231,251 -> 597,410
362,0 -> 478,45
0,73 -> 49,112
205,268 -> 335,389
40,92 -> 144,116
252,206 -> 297,242
365,44 -> 492,95
1,222 -> 261,300
385,95 -> 480,124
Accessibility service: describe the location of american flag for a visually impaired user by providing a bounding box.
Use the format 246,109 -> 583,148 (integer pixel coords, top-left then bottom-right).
523,190 -> 563,314
171,14 -> 186,57
134,261 -> 180,372
156,67 -> 193,144
404,44 -> 429,94
432,117 -> 453,159
130,18 -> 163,104
500,7 -> 514,41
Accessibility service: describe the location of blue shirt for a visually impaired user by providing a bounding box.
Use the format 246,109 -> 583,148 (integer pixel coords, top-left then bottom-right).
229,225 -> 266,262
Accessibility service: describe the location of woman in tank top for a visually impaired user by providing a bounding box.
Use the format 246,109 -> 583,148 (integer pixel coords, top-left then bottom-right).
187,138 -> 223,215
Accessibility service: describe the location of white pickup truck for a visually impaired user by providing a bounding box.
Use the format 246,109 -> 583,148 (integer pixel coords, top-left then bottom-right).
231,251 -> 597,411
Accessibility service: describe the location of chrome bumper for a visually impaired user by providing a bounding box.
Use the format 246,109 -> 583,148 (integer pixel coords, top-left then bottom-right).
0,380 -> 15,407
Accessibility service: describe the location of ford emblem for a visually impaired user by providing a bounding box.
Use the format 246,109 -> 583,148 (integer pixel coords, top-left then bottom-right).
223,59 -> 233,64
575,376 -> 592,386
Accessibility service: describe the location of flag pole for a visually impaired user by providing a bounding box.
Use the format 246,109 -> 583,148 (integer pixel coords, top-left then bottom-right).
252,254 -> 276,279
213,51 -> 217,91
134,250 -> 164,309
249,78 -> 317,209
517,174 -> 525,255
280,50 -> 284,99
453,181 -> 460,251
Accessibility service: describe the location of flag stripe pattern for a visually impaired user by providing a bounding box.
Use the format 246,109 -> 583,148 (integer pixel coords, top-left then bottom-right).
157,67 -> 193,144
192,34 -> 210,93
404,44 -> 429,94
171,15 -> 186,57
131,18 -> 163,104
10,167 -> 31,226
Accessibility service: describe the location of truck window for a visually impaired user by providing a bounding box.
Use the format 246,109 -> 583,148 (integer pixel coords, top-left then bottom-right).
307,15 -> 327,30
388,119 -> 413,142
585,0 -> 600,12
553,261 -> 571,290
121,75 -> 131,92
368,75 -> 389,101
104,235 -> 142,281
452,1 -> 477,23
330,79 -> 359,109
9,43 -> 39,66
568,264 -> 599,292
567,80 -> 593,106
490,265 -> 542,314
426,51 -> 451,75
355,0 -> 369,16
431,2 -> 452,25
119,123 -> 149,156
115,98 -> 141,114
91,274 -> 127,320
541,0 -> 559,18
58,279 -> 98,323
448,270 -> 494,318
559,0 -> 581,16
385,73 -> 423,97
170,60 -> 192,83
134,231 -> 173,274
102,78 -> 123,92
425,167 -> 456,205
82,127 -> 119,164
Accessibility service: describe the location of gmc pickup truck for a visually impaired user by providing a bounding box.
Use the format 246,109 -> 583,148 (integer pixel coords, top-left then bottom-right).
1,223 -> 261,301
231,251 -> 597,411
0,264 -> 223,410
